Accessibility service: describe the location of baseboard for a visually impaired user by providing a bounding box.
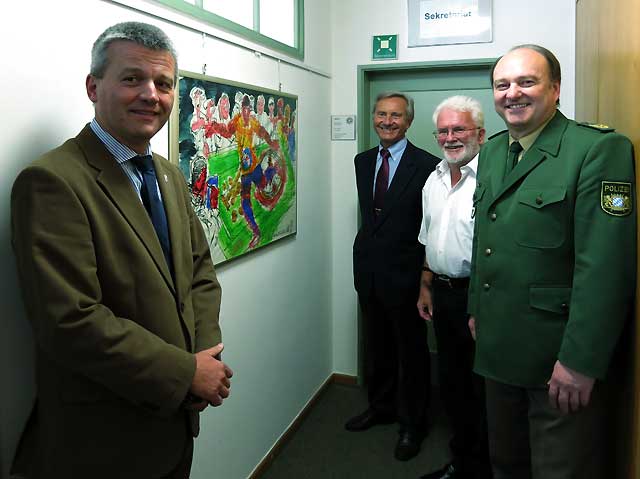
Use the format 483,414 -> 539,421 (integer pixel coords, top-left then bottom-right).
247,372 -> 358,478
331,372 -> 358,386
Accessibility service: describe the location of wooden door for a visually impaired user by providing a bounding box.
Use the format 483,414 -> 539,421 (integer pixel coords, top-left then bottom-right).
576,0 -> 640,476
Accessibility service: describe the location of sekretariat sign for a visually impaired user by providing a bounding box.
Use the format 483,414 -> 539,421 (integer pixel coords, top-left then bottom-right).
407,0 -> 492,47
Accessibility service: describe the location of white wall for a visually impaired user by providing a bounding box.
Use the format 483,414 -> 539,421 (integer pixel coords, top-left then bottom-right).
1,1 -> 332,478
1,0 -> 579,476
330,0 -> 577,374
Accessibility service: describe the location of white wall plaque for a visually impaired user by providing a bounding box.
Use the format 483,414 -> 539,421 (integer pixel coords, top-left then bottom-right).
331,115 -> 356,141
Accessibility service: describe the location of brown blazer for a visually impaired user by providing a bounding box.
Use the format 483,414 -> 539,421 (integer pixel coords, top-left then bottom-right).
10,125 -> 222,478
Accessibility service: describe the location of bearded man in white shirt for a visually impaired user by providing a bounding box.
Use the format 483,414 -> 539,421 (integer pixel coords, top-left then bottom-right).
417,96 -> 492,479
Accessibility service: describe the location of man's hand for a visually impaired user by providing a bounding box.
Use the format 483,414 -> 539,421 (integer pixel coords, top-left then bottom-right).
468,316 -> 476,340
184,398 -> 209,412
547,360 -> 595,414
190,343 -> 234,407
417,285 -> 433,321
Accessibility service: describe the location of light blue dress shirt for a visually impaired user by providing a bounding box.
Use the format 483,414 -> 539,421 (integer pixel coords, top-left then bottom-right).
90,119 -> 161,202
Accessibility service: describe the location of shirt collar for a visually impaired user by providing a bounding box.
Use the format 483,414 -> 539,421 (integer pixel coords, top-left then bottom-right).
90,118 -> 152,165
379,137 -> 407,161
509,111 -> 556,152
436,152 -> 479,177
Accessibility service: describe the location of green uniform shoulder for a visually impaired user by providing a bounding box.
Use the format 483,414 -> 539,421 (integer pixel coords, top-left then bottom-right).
577,122 -> 616,133
487,129 -> 509,141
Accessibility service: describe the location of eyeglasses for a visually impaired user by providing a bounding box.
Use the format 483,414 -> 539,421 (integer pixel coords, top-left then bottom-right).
432,127 -> 480,139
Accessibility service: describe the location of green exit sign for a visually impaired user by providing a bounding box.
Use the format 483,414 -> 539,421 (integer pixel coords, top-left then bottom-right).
372,34 -> 398,60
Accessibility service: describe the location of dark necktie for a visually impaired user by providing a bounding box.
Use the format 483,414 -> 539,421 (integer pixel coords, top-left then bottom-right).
373,148 -> 390,216
131,155 -> 172,272
505,141 -> 523,176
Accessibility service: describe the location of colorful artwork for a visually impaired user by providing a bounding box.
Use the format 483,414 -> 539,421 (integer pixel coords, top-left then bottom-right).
171,71 -> 297,264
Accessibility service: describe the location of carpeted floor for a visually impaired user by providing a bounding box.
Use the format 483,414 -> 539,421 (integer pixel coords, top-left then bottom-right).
259,383 -> 452,479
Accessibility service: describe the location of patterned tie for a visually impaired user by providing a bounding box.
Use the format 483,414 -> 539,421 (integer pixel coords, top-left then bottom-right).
505,141 -> 523,176
373,148 -> 390,216
131,155 -> 172,273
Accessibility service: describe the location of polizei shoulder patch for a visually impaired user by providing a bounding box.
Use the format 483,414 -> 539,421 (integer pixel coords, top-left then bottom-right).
601,181 -> 633,216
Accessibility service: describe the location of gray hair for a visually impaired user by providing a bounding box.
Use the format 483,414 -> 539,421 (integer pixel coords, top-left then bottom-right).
90,22 -> 178,79
432,95 -> 484,128
372,91 -> 415,122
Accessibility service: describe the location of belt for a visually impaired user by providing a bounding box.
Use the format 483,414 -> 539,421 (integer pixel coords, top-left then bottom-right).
433,274 -> 470,289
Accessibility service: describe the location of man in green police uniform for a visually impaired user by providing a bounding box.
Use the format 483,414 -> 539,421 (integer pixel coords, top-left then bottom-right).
468,44 -> 636,478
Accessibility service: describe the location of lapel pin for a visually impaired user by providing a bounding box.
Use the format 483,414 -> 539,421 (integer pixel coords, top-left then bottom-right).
163,174 -> 168,183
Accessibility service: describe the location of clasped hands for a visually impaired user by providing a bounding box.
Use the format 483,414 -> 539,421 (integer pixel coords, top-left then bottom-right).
187,343 -> 233,412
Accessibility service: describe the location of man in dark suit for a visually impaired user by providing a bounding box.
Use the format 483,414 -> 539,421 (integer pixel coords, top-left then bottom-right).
10,22 -> 232,478
468,44 -> 635,478
348,91 -> 439,461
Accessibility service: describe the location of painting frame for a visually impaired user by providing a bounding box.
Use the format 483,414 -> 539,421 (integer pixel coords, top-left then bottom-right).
170,70 -> 298,265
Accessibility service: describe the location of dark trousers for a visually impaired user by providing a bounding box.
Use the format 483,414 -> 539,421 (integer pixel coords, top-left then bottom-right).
161,424 -> 194,479
485,378 -> 605,479
359,291 -> 430,435
432,280 -> 491,478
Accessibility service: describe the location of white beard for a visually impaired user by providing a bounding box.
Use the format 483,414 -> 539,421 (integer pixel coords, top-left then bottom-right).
443,139 -> 480,165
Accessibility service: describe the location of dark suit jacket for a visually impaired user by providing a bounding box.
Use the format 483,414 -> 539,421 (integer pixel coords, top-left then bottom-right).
353,141 -> 439,307
10,125 -> 222,478
469,111 -> 636,387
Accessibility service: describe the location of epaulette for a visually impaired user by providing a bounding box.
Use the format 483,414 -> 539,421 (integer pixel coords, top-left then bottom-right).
488,129 -> 509,140
577,122 -> 615,133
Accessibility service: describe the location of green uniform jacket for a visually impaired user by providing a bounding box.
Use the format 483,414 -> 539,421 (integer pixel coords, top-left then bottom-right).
468,111 -> 636,387
10,126 -> 222,478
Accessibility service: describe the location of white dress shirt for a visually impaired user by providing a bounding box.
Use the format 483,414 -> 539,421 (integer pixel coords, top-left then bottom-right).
418,154 -> 478,278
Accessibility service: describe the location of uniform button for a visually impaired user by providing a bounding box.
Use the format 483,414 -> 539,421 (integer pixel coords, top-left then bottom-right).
560,303 -> 569,312
536,196 -> 543,205
180,302 -> 185,312
483,283 -> 491,291
490,213 -> 497,221
485,248 -> 492,256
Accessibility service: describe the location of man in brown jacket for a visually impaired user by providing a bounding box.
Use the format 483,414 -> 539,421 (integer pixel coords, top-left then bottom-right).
11,21 -> 232,478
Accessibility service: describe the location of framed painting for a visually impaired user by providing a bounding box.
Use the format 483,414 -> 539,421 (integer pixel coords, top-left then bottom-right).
170,71 -> 298,264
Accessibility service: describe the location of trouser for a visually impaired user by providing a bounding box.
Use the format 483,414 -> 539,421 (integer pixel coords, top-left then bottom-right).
432,279 -> 492,478
485,378 -> 605,479
359,291 -> 431,435
161,418 -> 194,479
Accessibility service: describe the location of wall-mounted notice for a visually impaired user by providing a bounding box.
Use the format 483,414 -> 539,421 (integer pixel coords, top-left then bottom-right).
407,0 -> 492,47
331,115 -> 356,141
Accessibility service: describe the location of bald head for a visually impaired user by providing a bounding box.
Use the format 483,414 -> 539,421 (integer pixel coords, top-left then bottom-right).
491,47 -> 561,138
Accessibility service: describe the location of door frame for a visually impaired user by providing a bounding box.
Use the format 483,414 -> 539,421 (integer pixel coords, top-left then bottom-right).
354,58 -> 497,384
357,58 -> 497,153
